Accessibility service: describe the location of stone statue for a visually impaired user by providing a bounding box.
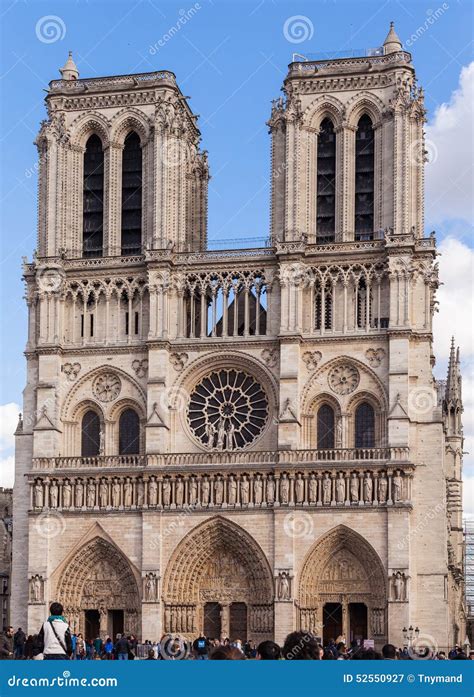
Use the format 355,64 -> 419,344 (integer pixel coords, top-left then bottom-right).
162,479 -> 171,507
378,473 -> 387,503
137,478 -> 145,507
175,478 -> 184,507
240,475 -> 249,505
30,575 -> 43,603
75,481 -> 84,508
350,473 -> 359,502
266,476 -> 275,504
99,427 -> 105,456
124,478 -> 133,507
214,476 -> 224,505
322,474 -> 331,505
205,421 -> 216,449
336,473 -> 345,503
363,473 -> 373,503
62,480 -> 71,508
254,475 -> 263,505
87,480 -> 96,508
112,478 -> 121,508
216,418 -> 226,450
280,474 -> 289,504
148,478 -> 158,506
393,571 -> 405,600
34,481 -> 43,509
228,475 -> 237,505
336,417 -> 343,447
226,421 -> 236,450
145,574 -> 154,601
49,481 -> 58,508
99,479 -> 108,508
201,477 -> 210,506
309,474 -> 317,504
278,571 -> 291,601
393,471 -> 403,502
189,476 -> 197,506
295,474 -> 304,504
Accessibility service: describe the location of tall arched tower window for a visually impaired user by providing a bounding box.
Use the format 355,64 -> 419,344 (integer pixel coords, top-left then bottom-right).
316,118 -> 336,243
119,408 -> 140,455
83,135 -> 104,258
317,404 -> 335,449
81,410 -> 101,457
355,402 -> 375,448
121,132 -> 142,256
355,115 -> 374,240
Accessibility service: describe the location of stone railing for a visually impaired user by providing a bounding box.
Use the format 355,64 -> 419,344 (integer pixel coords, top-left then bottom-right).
28,464 -> 413,512
32,447 -> 410,472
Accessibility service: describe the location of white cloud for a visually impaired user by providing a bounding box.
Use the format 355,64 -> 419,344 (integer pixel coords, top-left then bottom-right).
0,456 -> 14,489
433,237 -> 474,363
0,403 -> 19,453
425,62 -> 474,226
0,403 -> 19,489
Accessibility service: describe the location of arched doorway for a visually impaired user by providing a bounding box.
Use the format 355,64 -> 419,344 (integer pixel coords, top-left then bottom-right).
298,526 -> 387,645
55,536 -> 140,640
162,517 -> 274,641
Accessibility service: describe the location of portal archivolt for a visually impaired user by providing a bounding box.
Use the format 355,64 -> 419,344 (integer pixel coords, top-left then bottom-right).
162,516 -> 274,640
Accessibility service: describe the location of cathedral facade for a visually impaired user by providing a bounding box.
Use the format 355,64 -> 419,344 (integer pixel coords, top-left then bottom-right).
12,24 -> 465,649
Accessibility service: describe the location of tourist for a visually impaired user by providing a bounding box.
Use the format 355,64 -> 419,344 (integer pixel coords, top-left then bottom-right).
85,639 -> 94,659
256,640 -> 281,660
114,633 -> 131,660
75,633 -> 85,659
13,627 -> 26,659
0,626 -> 14,659
382,643 -> 398,660
93,635 -> 103,658
104,636 -> 114,660
146,648 -> 156,660
210,645 -> 245,660
282,631 -> 320,660
24,635 -> 35,660
336,641 -> 347,659
193,635 -> 209,659
70,633 -> 77,659
36,602 -> 72,660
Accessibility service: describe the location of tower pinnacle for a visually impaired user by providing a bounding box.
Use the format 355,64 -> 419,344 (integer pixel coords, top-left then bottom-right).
59,51 -> 79,81
383,21 -> 402,54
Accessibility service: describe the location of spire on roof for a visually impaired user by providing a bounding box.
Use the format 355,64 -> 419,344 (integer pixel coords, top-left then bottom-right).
383,21 -> 402,54
59,51 -> 79,81
446,337 -> 462,404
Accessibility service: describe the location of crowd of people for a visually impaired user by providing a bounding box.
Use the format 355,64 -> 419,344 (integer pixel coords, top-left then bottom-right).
0,603 -> 472,661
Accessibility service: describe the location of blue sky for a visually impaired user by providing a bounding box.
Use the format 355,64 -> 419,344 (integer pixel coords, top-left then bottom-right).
0,0 -> 473,499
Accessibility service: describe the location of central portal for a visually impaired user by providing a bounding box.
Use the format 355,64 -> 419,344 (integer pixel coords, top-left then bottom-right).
203,602 -> 221,639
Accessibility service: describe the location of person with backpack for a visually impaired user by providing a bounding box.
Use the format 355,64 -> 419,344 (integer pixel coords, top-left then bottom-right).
37,602 -> 72,660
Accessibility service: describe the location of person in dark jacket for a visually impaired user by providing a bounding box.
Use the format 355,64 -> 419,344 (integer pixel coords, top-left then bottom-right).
13,628 -> 26,659
114,634 -> 130,660
0,626 -> 14,659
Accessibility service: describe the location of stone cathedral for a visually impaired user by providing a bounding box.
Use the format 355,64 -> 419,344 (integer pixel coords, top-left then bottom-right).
12,23 -> 465,650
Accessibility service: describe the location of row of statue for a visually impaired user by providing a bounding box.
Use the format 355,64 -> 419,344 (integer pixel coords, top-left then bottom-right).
299,607 -> 385,637
32,469 -> 408,510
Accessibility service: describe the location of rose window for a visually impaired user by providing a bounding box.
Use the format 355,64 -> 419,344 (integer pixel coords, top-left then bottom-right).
328,364 -> 360,395
92,373 -> 121,402
187,370 -> 269,450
